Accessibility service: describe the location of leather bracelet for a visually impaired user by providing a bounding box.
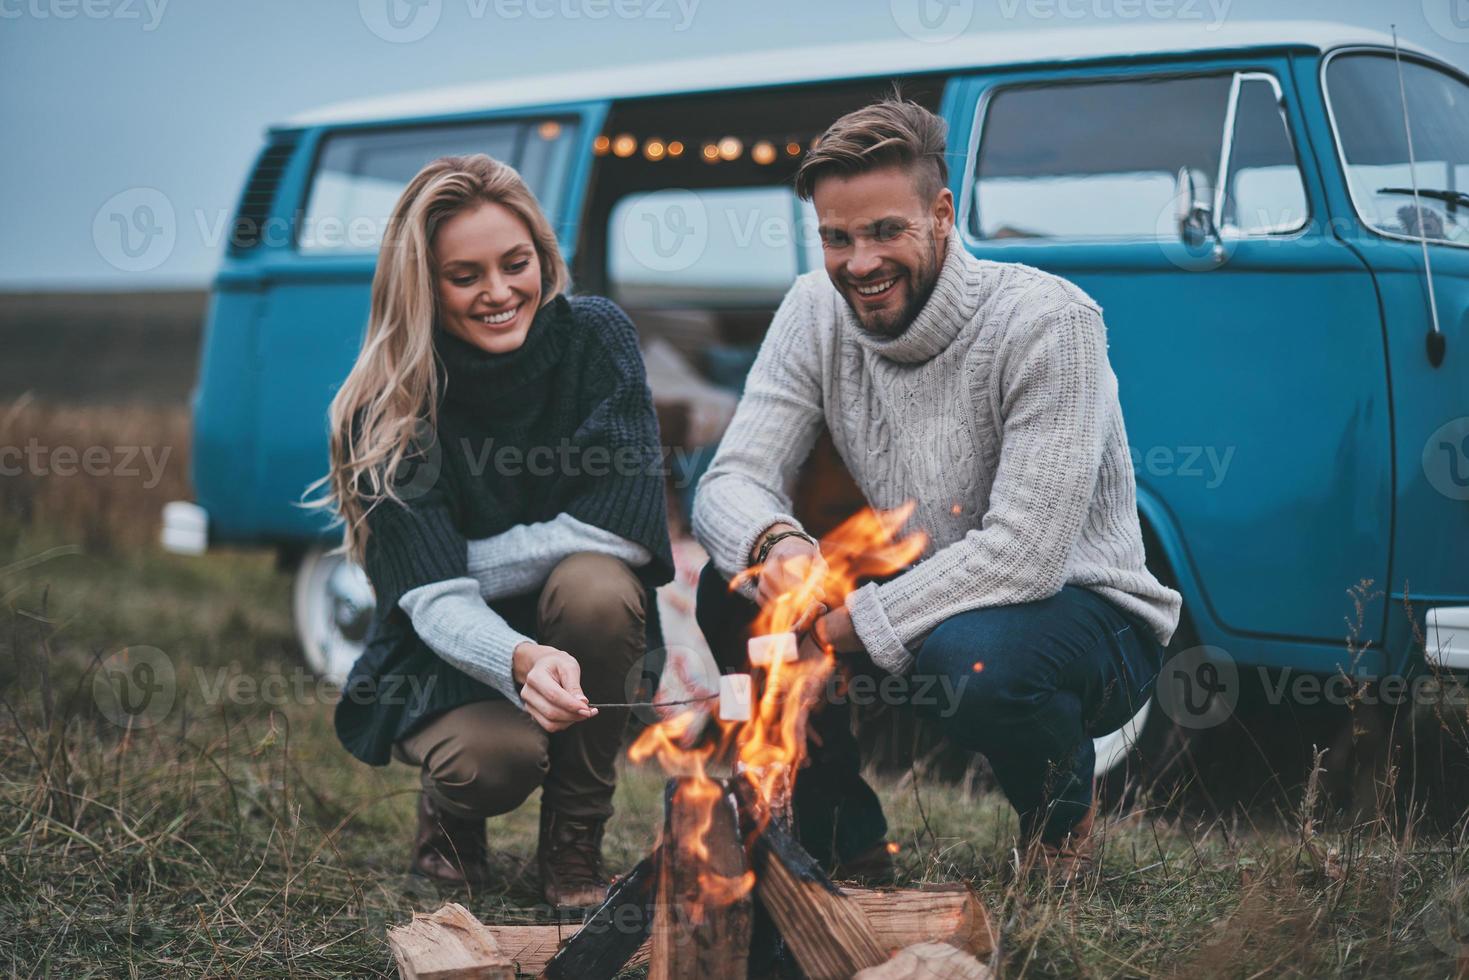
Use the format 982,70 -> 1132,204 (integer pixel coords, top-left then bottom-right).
753,528 -> 816,568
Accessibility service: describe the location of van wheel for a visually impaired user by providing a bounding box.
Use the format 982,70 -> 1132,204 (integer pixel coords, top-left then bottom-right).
292,544 -> 375,684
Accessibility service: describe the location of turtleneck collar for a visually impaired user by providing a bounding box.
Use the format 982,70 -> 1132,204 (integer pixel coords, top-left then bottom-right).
845,232 -> 986,365
433,293 -> 573,415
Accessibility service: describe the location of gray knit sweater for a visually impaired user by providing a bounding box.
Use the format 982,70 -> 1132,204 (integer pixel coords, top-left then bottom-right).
692,233 -> 1182,675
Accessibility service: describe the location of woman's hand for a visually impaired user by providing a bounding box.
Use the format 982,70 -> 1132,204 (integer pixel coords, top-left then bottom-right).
513,642 -> 597,733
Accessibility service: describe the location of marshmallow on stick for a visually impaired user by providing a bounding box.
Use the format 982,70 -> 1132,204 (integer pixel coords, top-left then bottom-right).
718,673 -> 752,722
747,632 -> 798,667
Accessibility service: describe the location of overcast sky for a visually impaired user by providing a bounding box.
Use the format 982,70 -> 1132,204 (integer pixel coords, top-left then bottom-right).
3,0 -> 1465,289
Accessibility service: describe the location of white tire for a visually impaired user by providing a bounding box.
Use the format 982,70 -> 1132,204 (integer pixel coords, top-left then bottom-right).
1093,698 -> 1152,778
292,544 -> 375,684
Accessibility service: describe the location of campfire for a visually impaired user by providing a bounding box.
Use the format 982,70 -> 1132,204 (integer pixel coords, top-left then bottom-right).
389,505 -> 998,979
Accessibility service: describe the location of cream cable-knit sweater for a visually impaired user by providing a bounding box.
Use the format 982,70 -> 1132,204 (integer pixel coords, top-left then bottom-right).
692,232 -> 1182,675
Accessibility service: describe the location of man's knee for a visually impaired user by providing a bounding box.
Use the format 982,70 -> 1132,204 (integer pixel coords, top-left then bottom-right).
423,719 -> 549,819
539,552 -> 646,656
913,612 -> 1041,729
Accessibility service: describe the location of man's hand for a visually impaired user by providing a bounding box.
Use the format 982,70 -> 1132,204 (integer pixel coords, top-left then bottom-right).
752,524 -> 828,611
814,606 -> 864,654
513,641 -> 597,733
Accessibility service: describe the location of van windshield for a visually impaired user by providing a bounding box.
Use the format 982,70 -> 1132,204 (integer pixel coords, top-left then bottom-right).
1327,53 -> 1469,245
298,117 -> 580,254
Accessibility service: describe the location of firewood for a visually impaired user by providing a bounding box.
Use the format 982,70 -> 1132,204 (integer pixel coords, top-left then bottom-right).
387,902 -> 513,980
537,850 -> 658,979
486,885 -> 993,976
649,778 -> 754,979
747,814 -> 888,979
853,941 -> 992,979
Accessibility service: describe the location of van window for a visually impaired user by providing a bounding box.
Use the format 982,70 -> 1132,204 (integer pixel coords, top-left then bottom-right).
1327,54 -> 1469,245
607,186 -> 821,307
298,117 -> 580,254
969,72 -> 1306,240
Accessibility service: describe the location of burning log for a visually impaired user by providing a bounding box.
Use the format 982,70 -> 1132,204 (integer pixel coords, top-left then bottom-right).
648,778 -> 755,979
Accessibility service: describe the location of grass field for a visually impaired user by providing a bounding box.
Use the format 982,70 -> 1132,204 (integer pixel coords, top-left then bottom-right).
3,398 -> 1469,977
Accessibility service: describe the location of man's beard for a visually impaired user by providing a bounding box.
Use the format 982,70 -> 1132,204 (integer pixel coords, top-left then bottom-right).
848,236 -> 943,338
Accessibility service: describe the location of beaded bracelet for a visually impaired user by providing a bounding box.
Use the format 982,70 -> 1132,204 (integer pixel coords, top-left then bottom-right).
753,528 -> 817,568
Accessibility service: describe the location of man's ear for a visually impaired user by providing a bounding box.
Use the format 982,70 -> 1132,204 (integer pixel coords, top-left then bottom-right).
931,186 -> 955,240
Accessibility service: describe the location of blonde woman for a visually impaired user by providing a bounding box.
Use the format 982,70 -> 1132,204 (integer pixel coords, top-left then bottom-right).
312,154 -> 672,908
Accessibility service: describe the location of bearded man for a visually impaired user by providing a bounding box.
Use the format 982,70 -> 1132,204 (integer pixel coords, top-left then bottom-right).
691,97 -> 1181,881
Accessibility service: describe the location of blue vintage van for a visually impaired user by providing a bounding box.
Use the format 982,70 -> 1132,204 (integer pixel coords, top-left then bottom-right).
164,21 -> 1468,775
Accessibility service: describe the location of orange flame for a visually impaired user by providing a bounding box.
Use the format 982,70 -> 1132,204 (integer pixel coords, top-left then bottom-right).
629,504 -> 927,913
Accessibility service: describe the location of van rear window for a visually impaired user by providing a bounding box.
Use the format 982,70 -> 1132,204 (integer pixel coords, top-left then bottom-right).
297,117 -> 579,254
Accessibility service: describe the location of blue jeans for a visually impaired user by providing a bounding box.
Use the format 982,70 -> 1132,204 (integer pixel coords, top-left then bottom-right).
695,563 -> 1163,855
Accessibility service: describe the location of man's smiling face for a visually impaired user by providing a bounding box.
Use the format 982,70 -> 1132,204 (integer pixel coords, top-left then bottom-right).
812,165 -> 954,338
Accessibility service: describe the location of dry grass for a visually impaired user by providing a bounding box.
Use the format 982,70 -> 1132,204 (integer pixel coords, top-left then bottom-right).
3,401 -> 1469,977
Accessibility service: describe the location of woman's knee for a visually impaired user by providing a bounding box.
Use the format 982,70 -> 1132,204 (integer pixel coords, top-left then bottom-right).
422,719 -> 549,818
539,552 -> 646,654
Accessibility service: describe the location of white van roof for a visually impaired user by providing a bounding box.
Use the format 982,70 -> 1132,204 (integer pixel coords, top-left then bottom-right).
288,20 -> 1438,127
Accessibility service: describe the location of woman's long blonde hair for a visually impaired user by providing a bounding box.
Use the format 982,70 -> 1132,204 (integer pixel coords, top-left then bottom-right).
304,154 -> 569,564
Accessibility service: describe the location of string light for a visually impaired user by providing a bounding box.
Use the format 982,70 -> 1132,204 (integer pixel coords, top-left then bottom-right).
595,132 -> 814,162
537,120 -> 562,141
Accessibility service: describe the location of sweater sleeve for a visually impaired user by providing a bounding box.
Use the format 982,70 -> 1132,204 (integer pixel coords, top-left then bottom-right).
397,578 -> 529,707
846,301 -> 1110,674
691,280 -> 824,587
466,513 -> 653,600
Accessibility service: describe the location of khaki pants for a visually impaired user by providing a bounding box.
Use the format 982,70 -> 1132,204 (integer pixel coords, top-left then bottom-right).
394,552 -> 647,821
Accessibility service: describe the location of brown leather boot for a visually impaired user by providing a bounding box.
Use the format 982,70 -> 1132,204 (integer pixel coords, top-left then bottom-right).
1034,802 -> 1098,886
411,791 -> 492,888
537,805 -> 610,910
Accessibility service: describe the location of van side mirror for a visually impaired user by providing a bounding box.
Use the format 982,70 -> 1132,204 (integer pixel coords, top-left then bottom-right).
1175,166 -> 1222,252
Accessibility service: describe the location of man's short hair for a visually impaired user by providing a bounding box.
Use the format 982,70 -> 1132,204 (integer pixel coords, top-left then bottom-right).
795,97 -> 949,203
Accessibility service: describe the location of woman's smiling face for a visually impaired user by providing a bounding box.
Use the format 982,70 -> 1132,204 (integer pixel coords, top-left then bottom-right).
433,201 -> 543,355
